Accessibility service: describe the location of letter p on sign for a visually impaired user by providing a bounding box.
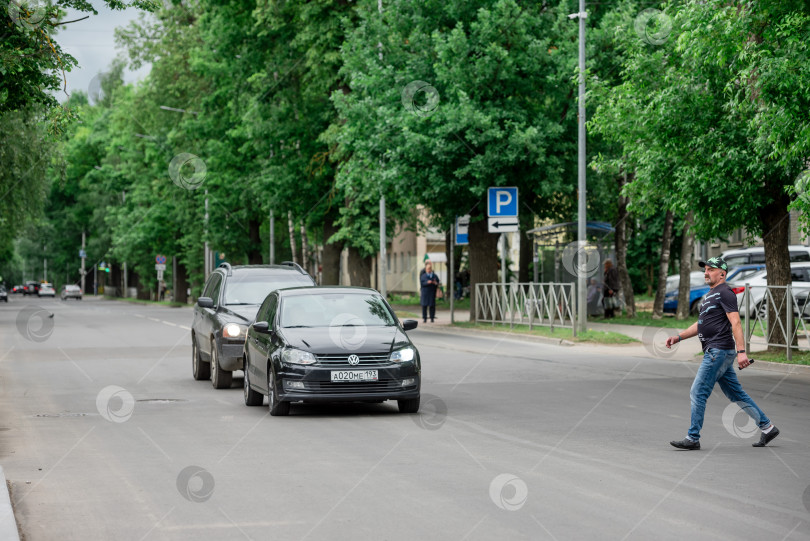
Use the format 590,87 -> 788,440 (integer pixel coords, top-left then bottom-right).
487,187 -> 518,217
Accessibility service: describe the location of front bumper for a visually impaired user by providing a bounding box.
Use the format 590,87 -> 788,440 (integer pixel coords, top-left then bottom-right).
218,340 -> 245,371
277,363 -> 420,403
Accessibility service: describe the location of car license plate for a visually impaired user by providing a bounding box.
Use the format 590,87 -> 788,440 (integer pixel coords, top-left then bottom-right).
331,370 -> 378,382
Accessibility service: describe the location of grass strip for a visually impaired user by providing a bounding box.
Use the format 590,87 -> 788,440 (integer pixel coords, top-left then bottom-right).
452,321 -> 638,344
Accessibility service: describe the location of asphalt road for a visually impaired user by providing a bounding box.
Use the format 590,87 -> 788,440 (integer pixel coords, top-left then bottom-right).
0,295 -> 808,541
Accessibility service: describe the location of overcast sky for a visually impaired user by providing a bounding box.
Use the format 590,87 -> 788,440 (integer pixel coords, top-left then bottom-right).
54,4 -> 152,103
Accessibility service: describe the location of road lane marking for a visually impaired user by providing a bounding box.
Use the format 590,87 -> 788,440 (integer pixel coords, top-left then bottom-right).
162,321 -> 177,327
179,325 -> 191,330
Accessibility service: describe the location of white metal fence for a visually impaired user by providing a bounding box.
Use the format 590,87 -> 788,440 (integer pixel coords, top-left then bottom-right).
474,283 -> 576,335
741,283 -> 810,360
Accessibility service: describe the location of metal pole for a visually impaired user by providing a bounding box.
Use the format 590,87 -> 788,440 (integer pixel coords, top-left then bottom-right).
787,284 -> 792,361
270,209 -> 275,265
450,223 -> 455,324
744,283 -> 750,353
81,231 -> 86,294
44,258 -> 47,282
501,234 -> 507,286
123,262 -> 128,297
204,190 -> 210,281
380,195 -> 387,298
94,265 -> 97,296
576,0 -> 587,332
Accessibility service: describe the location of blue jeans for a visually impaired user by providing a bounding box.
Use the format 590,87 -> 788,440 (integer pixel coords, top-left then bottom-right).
688,348 -> 771,441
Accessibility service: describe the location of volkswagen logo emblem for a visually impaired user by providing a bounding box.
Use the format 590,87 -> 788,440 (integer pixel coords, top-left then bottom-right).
348,354 -> 360,365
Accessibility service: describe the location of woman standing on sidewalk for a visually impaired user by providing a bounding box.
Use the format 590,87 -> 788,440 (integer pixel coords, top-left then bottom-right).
420,261 -> 440,323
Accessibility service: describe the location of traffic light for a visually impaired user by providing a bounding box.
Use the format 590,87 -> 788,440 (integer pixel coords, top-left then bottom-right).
105,266 -> 110,273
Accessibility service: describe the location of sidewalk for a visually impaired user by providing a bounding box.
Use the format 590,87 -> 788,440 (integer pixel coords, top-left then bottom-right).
396,305 -> 809,372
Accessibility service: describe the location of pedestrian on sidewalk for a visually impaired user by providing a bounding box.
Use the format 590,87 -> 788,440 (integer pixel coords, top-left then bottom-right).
420,261 -> 440,323
602,259 -> 620,318
665,256 -> 779,450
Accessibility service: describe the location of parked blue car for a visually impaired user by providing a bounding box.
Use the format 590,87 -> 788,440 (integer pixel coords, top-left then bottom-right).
663,264 -> 766,314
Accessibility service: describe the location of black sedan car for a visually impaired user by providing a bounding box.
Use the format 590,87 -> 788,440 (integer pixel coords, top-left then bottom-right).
192,262 -> 316,388
243,287 -> 421,416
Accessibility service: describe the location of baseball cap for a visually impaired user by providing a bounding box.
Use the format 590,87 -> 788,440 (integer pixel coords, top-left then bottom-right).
699,256 -> 728,271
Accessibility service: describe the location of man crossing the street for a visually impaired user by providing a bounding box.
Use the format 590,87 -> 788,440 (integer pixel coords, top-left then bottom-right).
665,256 -> 779,450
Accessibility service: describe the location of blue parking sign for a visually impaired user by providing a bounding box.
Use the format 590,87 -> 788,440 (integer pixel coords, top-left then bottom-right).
487,187 -> 518,217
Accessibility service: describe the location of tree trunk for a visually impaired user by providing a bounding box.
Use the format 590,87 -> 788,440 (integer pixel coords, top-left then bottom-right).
652,210 -> 675,318
300,223 -> 309,273
321,208 -> 342,285
346,246 -> 372,287
175,261 -> 189,304
676,212 -> 695,320
445,228 -> 452,297
518,219 -> 533,284
760,184 -> 792,349
616,171 -> 635,317
468,211 -> 499,322
287,211 -> 297,264
247,218 -> 263,264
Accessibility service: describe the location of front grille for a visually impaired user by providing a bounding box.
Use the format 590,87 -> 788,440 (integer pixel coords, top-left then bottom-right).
316,353 -> 390,367
302,380 -> 414,394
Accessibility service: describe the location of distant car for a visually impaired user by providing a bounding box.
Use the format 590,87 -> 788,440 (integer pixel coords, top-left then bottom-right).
61,284 -> 82,300
191,262 -> 316,389
243,286 -> 421,416
38,283 -> 56,297
663,264 -> 766,315
12,285 -> 24,294
664,271 -> 705,294
0,287 -> 7,302
24,281 -> 39,296
721,245 -> 810,268
728,262 -> 810,317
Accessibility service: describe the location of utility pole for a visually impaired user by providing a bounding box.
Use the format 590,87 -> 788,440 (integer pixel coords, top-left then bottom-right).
570,0 -> 588,332
377,0 -> 387,299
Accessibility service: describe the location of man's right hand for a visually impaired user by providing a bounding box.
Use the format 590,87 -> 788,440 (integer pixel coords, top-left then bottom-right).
665,335 -> 680,349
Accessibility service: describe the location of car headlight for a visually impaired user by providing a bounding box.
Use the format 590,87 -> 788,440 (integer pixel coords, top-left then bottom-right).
224,323 -> 246,338
390,347 -> 415,363
282,348 -> 316,365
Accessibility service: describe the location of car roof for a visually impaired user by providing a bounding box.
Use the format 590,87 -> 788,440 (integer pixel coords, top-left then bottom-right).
722,245 -> 810,256
277,286 -> 380,297
216,264 -> 312,277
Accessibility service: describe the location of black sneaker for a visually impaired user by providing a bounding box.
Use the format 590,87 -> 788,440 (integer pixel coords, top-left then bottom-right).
670,438 -> 700,450
752,426 -> 779,447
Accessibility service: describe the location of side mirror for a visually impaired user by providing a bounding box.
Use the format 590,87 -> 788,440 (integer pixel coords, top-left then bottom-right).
252,321 -> 271,334
197,297 -> 214,309
402,319 -> 418,331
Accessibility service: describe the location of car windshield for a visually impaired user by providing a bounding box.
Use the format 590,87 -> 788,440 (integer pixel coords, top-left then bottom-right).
223,274 -> 313,305
279,292 -> 396,328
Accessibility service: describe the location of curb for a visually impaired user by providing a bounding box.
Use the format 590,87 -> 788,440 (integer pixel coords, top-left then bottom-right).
0,467 -> 21,541
412,324 -> 575,347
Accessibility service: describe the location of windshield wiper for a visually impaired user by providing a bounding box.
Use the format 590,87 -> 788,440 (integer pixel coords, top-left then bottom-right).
283,325 -> 311,328
226,302 -> 259,306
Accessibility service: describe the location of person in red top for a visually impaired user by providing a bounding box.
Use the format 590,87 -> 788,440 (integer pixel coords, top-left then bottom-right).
665,256 -> 779,450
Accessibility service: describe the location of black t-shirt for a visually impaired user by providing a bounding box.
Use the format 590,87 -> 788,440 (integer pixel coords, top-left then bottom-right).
697,283 -> 738,352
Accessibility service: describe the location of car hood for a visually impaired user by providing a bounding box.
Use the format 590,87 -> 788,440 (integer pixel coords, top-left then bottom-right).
280,326 -> 411,355
218,305 -> 260,324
